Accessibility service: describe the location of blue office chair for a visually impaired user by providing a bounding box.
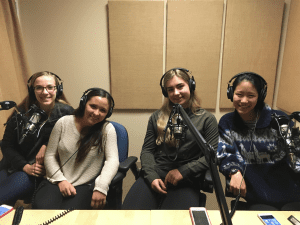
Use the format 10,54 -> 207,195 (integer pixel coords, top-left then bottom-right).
193,170 -> 214,207
104,121 -> 138,209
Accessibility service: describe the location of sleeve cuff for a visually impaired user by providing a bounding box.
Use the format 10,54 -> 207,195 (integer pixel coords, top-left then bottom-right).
93,187 -> 107,196
144,172 -> 160,185
178,166 -> 190,179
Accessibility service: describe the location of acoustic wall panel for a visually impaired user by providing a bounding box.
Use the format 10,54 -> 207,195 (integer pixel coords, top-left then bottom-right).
109,1 -> 164,109
277,0 -> 300,113
166,0 -> 224,109
220,0 -> 284,108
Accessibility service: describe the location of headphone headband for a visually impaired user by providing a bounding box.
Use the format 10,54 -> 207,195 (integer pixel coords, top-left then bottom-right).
27,71 -> 62,84
227,71 -> 268,102
160,67 -> 195,97
160,68 -> 189,88
79,87 -> 115,118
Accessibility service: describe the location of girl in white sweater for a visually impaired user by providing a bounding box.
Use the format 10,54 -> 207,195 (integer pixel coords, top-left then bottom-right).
33,88 -> 119,209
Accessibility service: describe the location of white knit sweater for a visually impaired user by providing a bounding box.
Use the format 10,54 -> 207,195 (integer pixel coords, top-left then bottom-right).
44,115 -> 119,195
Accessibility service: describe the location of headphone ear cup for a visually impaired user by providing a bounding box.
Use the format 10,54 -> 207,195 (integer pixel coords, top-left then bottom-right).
227,85 -> 234,102
259,88 -> 267,102
189,77 -> 196,93
161,86 -> 168,97
56,83 -> 63,98
28,85 -> 36,100
79,95 -> 87,112
106,108 -> 113,118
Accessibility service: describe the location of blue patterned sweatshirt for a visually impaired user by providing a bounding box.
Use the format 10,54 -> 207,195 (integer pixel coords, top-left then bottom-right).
217,104 -> 300,204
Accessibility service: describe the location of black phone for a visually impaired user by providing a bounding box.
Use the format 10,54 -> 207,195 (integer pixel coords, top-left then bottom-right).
288,215 -> 300,225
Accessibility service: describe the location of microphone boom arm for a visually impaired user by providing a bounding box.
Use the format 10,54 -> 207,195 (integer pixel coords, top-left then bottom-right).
174,104 -> 232,225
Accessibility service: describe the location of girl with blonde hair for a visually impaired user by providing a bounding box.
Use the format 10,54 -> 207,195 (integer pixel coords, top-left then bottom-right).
123,68 -> 218,209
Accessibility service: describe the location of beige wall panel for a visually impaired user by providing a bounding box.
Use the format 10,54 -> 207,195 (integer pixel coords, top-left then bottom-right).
109,1 -> 164,109
18,0 -> 112,108
18,0 -> 153,160
220,0 -> 284,108
166,0 -> 224,109
277,0 -> 300,113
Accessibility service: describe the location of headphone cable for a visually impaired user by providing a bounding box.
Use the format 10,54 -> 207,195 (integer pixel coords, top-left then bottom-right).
229,110 -> 259,217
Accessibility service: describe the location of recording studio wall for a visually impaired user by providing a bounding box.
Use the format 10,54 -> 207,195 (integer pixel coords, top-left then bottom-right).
108,0 -> 286,110
220,0 -> 284,109
166,1 -> 223,109
108,1 -> 164,109
277,0 -> 300,113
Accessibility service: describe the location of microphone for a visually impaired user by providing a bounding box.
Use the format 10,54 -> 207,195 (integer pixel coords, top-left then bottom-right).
173,113 -> 186,141
0,101 -> 16,111
18,105 -> 48,145
171,104 -> 187,149
162,104 -> 188,161
271,113 -> 296,168
172,112 -> 187,150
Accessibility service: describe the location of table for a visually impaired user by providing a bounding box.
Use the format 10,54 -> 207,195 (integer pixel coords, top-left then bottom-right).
1,209 -> 299,225
152,210 -> 300,225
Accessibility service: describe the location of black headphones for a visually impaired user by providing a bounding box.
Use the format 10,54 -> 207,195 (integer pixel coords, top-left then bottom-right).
79,88 -> 115,118
227,71 -> 268,102
160,67 -> 196,97
27,71 -> 63,100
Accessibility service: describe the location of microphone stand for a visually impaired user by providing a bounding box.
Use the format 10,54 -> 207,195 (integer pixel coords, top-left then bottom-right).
271,112 -> 300,169
174,104 -> 232,225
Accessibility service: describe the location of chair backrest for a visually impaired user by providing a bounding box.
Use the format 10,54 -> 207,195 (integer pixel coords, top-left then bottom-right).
110,121 -> 129,163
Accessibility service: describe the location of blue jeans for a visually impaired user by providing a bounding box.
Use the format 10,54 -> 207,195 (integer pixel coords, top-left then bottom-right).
0,169 -> 35,206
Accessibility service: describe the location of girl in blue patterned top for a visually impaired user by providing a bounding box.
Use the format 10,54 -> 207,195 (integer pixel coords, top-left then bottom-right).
217,72 -> 300,210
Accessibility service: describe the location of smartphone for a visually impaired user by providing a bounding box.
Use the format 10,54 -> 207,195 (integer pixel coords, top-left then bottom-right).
0,204 -> 13,218
189,207 -> 212,225
258,213 -> 281,225
288,215 -> 300,225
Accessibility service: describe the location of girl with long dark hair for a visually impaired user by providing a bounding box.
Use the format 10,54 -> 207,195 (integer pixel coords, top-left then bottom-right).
33,88 -> 119,209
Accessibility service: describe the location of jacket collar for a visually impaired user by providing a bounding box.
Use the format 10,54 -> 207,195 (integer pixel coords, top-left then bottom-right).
47,102 -> 66,123
233,104 -> 272,130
